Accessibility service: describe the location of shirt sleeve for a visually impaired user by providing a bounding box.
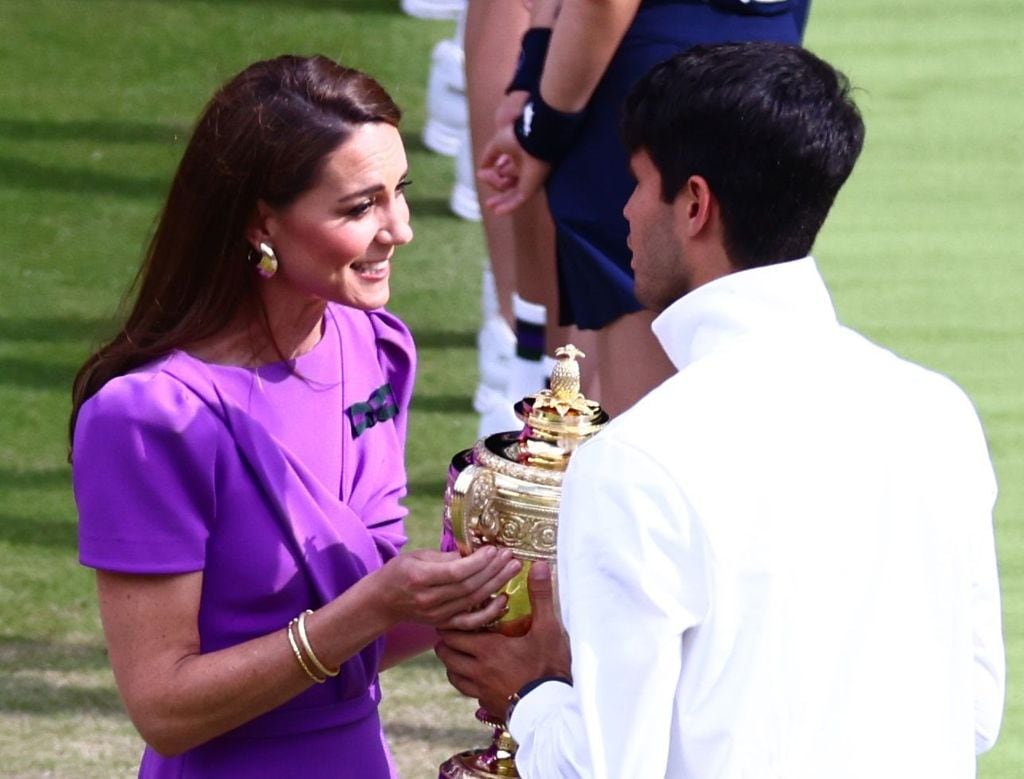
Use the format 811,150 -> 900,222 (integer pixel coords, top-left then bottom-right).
73,371 -> 220,574
510,433 -> 709,778
959,402 -> 1005,754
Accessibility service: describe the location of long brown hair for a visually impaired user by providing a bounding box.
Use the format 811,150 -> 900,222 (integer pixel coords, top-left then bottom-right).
69,55 -> 401,452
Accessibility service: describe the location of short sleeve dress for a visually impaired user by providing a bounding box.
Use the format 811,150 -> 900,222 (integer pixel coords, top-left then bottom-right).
72,303 -> 416,778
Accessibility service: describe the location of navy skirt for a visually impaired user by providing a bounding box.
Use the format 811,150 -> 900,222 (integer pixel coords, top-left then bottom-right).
547,1 -> 805,329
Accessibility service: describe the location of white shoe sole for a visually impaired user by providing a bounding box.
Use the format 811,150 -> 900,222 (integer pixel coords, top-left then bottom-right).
422,39 -> 466,157
401,0 -> 465,20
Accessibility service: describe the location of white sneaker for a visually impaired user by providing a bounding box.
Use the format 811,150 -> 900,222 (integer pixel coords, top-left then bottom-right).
401,0 -> 466,20
474,383 -> 522,438
474,315 -> 520,437
450,127 -> 481,221
422,38 -> 467,157
476,315 -> 515,395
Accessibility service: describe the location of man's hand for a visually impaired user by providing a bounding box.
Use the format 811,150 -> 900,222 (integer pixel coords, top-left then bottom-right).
436,561 -> 571,717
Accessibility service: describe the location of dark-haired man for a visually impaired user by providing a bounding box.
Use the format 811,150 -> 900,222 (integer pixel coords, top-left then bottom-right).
437,42 -> 1004,778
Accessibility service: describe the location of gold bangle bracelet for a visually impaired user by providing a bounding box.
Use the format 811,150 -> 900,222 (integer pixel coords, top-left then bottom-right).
287,618 -> 326,684
296,609 -> 339,678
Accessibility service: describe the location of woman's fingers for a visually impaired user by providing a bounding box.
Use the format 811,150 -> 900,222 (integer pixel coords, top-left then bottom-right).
487,189 -> 528,216
440,593 -> 509,631
423,555 -> 521,621
393,548 -> 521,624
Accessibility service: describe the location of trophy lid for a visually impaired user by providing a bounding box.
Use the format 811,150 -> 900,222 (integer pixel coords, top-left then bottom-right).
512,345 -> 608,469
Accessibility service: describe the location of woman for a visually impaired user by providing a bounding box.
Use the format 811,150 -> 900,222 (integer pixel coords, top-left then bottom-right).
69,55 -> 519,777
481,0 -> 810,416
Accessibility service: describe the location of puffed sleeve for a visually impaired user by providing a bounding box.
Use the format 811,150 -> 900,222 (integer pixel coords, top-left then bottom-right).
365,308 -> 417,559
369,308 -> 417,445
73,370 -> 220,574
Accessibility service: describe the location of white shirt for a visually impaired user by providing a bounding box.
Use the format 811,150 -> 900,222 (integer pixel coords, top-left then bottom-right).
510,258 -> 1004,778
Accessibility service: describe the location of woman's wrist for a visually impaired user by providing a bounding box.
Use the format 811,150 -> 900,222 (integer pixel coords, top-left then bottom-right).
513,89 -> 586,164
506,27 -> 553,95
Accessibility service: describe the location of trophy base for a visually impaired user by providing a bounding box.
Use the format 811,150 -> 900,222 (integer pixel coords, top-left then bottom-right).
439,749 -> 518,779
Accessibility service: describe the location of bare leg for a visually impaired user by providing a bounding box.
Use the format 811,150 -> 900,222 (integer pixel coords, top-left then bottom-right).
466,1 -> 589,417
464,0 -> 527,330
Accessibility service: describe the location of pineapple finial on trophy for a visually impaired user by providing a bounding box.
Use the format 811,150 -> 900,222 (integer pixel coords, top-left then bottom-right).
550,344 -> 584,398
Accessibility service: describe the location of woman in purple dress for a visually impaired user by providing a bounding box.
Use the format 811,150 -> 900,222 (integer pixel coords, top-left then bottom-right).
68,55 -> 519,778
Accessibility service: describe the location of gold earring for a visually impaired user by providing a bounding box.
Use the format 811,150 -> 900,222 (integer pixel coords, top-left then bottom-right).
255,242 -> 278,279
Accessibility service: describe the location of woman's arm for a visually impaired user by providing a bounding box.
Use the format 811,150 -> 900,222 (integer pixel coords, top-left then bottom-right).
98,547 -> 518,756
538,0 -> 641,112
380,621 -> 440,670
480,0 -> 643,214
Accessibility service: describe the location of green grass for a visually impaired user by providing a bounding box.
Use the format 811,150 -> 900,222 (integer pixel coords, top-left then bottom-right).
0,0 -> 1021,776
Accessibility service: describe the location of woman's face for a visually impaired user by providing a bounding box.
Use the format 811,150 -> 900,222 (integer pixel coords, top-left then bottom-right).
257,122 -> 413,312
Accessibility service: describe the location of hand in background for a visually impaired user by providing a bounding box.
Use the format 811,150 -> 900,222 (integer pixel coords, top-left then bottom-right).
478,123 -> 552,216
495,90 -> 528,130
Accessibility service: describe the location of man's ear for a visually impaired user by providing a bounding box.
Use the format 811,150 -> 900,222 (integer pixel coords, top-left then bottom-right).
673,175 -> 714,239
245,200 -> 274,249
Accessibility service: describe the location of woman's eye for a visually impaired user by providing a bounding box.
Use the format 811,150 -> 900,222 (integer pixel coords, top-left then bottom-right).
397,179 -> 413,196
346,200 -> 373,218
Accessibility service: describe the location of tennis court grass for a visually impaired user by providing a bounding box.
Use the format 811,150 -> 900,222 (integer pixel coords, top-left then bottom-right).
0,1 -> 1019,775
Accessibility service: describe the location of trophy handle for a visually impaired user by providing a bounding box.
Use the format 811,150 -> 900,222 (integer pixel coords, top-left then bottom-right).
447,462 -> 485,555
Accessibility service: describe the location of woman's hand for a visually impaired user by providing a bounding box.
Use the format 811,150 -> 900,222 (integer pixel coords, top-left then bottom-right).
478,124 -> 552,216
374,546 -> 522,630
495,90 -> 529,130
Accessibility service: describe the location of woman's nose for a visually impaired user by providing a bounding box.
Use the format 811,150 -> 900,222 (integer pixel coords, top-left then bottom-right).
379,204 -> 413,246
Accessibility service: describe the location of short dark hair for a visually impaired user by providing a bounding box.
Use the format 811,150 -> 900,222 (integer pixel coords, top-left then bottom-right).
70,55 -> 401,449
622,42 -> 864,268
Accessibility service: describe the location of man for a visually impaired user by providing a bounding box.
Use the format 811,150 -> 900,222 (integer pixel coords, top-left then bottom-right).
437,42 -> 1005,778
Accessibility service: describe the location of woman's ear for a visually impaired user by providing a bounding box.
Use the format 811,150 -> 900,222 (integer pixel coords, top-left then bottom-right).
244,200 -> 274,250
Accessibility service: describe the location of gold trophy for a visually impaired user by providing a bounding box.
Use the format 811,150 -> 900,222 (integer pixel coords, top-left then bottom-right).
439,346 -> 608,779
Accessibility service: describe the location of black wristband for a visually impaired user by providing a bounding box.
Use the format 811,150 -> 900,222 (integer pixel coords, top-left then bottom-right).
506,27 -> 553,94
513,91 -> 585,165
505,674 -> 572,724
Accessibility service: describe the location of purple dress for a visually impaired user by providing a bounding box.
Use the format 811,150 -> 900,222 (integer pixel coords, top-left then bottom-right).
72,304 -> 416,778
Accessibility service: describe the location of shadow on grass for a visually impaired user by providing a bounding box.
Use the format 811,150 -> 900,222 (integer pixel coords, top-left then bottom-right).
0,314 -> 118,344
0,512 -> 76,550
386,721 -> 484,743
0,639 -> 109,671
0,467 -> 70,490
0,356 -> 79,391
0,672 -> 124,716
0,638 -> 122,715
0,157 -> 168,200
407,476 -> 448,497
177,0 -> 399,12
413,329 -> 475,350
411,394 -> 472,414
0,118 -> 188,145
407,194 -> 462,220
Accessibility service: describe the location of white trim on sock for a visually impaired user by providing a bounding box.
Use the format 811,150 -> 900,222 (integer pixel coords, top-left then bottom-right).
512,293 -> 547,325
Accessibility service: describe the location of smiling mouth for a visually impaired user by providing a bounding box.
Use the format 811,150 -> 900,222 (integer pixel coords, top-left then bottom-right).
351,258 -> 390,277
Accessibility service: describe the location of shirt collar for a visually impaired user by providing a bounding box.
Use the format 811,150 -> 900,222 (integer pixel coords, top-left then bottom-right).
651,257 -> 838,371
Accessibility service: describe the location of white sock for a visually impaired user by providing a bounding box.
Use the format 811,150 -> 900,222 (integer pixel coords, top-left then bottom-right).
509,294 -> 549,400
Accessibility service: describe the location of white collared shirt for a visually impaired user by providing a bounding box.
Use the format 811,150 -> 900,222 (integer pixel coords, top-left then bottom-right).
510,258 -> 1004,778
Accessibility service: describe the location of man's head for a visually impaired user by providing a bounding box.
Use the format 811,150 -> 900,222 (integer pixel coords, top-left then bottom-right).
621,42 -> 864,308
